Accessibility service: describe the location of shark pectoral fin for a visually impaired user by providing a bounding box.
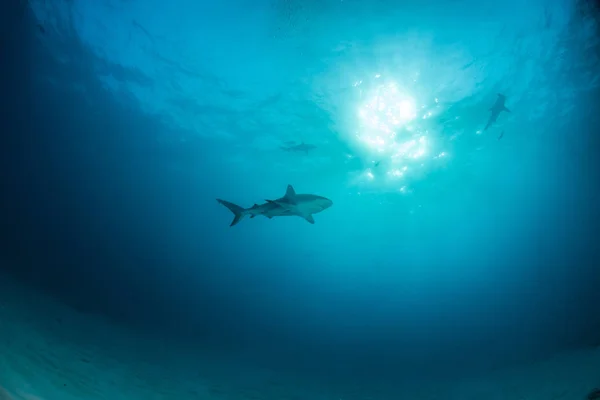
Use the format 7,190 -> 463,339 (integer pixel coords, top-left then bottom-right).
303,214 -> 315,224
503,106 -> 511,112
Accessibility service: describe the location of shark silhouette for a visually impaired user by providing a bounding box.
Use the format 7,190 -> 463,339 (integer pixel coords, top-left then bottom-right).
217,185 -> 332,226
485,94 -> 510,130
280,142 -> 317,154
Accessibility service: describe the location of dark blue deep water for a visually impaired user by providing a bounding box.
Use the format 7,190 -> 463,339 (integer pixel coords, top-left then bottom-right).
1,0 -> 600,398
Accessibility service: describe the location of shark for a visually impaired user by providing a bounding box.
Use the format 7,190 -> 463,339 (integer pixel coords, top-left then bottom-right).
280,142 -> 317,154
217,184 -> 332,226
485,94 -> 510,130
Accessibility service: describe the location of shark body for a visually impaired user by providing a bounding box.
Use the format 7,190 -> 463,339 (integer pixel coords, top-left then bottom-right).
217,185 -> 332,226
485,94 -> 510,130
280,142 -> 317,154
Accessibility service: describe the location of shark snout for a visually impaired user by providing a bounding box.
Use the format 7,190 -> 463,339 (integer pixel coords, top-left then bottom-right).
320,198 -> 333,210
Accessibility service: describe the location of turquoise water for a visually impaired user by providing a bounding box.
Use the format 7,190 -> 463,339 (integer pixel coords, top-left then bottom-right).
1,0 -> 600,398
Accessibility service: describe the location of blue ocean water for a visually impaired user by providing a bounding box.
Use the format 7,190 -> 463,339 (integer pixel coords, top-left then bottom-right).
1,0 -> 600,398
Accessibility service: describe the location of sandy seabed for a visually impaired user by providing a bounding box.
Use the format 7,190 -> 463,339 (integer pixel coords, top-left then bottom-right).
1,272 -> 599,400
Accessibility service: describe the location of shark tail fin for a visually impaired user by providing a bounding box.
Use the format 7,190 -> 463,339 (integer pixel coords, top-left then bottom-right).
503,106 -> 511,112
216,199 -> 246,227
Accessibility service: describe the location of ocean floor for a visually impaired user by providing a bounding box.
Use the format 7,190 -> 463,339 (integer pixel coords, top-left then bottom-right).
1,273 -> 599,400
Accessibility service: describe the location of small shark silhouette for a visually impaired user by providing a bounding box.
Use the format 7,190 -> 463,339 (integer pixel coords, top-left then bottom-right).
498,130 -> 504,140
217,185 -> 332,226
280,142 -> 317,154
587,389 -> 600,400
485,94 -> 510,130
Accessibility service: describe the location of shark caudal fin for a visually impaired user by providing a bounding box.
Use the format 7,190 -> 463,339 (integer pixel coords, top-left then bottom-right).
484,119 -> 493,130
216,199 -> 246,227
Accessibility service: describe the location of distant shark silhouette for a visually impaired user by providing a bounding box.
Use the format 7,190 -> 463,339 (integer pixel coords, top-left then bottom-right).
280,142 -> 317,154
217,185 -> 332,226
485,94 -> 510,130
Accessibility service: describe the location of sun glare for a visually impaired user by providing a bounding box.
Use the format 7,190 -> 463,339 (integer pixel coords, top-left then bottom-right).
352,76 -> 447,189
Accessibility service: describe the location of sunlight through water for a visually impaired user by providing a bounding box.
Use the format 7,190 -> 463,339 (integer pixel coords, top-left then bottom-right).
352,75 -> 449,192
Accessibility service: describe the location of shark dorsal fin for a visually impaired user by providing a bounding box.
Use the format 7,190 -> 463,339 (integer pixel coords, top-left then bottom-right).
285,185 -> 296,199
